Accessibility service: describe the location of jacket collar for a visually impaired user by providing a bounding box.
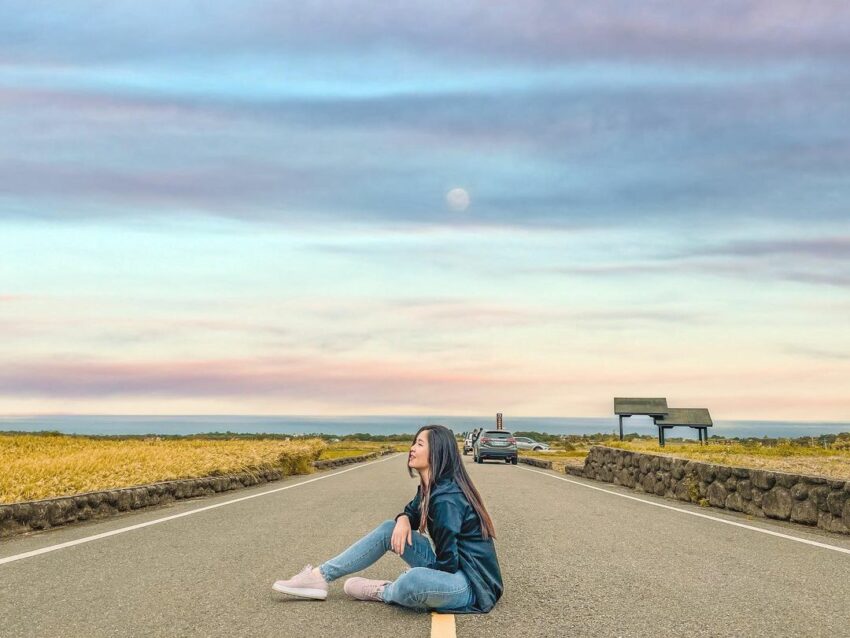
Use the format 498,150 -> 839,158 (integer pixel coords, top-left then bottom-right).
429,476 -> 463,497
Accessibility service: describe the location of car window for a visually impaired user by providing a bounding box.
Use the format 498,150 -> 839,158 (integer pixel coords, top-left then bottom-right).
516,437 -> 529,442
484,431 -> 512,439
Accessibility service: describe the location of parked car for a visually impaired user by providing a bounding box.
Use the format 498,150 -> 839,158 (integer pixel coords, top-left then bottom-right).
463,432 -> 476,455
473,430 -> 518,464
514,437 -> 550,451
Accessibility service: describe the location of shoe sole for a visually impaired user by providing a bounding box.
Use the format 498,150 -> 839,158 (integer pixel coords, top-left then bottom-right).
343,591 -> 382,602
271,583 -> 328,600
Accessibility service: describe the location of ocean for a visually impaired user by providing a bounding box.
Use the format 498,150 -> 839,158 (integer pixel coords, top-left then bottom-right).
1,415 -> 849,439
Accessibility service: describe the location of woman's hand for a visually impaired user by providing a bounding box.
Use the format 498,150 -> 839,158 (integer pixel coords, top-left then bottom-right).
391,515 -> 413,555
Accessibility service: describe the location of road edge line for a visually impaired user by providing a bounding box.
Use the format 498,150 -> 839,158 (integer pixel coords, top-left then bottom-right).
0,453 -> 403,567
517,465 -> 850,556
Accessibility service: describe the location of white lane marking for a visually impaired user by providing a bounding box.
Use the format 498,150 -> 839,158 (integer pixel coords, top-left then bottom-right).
0,454 -> 403,567
517,465 -> 850,556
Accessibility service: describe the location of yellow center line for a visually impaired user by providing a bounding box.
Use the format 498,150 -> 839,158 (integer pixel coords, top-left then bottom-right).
430,612 -> 456,638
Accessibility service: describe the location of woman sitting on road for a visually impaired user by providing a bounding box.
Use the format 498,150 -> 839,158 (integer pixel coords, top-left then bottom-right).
272,424 -> 504,613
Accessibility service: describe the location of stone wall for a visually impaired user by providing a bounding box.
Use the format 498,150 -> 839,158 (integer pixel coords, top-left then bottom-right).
0,450 -> 392,539
313,451 -> 391,470
581,446 -> 850,535
519,457 -> 553,469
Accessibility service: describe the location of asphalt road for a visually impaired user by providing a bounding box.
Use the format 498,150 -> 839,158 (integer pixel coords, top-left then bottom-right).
2,453 -> 850,637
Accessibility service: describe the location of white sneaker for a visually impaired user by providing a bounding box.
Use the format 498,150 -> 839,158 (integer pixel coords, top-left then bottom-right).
272,564 -> 329,600
343,577 -> 391,602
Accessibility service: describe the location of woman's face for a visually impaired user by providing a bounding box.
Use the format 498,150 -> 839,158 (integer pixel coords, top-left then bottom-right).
408,430 -> 430,473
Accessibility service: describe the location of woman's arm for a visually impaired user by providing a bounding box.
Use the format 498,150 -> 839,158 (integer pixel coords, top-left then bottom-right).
394,487 -> 422,529
391,487 -> 422,554
429,500 -> 463,573
391,515 -> 413,554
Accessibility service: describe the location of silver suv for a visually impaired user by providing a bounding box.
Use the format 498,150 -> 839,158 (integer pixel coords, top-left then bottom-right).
473,430 -> 518,465
514,436 -> 550,451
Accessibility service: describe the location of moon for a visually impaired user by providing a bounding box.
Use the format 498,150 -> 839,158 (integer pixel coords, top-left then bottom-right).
446,187 -> 471,212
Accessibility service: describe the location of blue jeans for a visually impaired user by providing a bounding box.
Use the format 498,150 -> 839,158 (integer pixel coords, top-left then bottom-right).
318,519 -> 474,612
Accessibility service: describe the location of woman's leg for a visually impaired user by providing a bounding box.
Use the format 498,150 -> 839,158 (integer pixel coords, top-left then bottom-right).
318,519 -> 436,582
381,566 -> 474,612
399,530 -> 437,570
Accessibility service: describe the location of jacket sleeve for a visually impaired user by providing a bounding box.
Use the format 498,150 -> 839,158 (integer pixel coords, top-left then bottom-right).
430,500 -> 463,573
395,487 -> 421,529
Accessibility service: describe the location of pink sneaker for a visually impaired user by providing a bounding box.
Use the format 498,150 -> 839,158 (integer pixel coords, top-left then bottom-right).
343,577 -> 391,602
272,564 -> 328,600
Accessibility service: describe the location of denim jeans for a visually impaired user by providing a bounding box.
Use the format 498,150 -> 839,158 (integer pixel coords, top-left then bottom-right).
318,519 -> 474,612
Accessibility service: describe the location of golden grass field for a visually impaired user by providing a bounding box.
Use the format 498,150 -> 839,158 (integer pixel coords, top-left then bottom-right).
318,440 -> 407,459
0,434 -> 402,504
522,438 -> 850,480
6,432 -> 848,505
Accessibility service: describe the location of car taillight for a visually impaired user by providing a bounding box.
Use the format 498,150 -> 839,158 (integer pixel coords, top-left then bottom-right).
481,437 -> 491,443
508,438 -> 516,444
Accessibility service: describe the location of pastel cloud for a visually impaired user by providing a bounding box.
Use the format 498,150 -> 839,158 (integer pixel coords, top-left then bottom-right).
1,354 -> 847,421
1,3 -> 848,420
0,357 -> 540,408
529,234 -> 850,290
0,2 -> 848,231
693,238 -> 850,260
3,75 -> 848,230
2,2 -> 849,64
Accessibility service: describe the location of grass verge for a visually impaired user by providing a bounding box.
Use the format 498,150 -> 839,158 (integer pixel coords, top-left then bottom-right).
1,433 -> 330,504
521,438 -> 850,480
318,441 -> 407,459
604,439 -> 850,480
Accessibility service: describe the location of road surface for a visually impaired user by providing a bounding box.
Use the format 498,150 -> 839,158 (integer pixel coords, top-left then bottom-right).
2,453 -> 850,637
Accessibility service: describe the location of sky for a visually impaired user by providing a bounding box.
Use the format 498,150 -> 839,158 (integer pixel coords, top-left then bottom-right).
1,1 -> 848,420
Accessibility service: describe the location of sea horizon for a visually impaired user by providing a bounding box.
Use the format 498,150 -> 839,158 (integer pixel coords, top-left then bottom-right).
1,414 -> 849,440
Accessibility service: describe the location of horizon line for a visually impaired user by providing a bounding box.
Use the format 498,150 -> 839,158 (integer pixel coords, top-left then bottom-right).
1,413 -> 849,426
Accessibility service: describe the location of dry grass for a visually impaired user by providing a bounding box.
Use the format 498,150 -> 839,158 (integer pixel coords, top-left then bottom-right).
0,434 -> 328,504
605,438 -> 846,457
8,431 -> 845,505
522,438 -> 850,480
319,441 -> 407,459
604,439 -> 850,480
518,449 -> 587,472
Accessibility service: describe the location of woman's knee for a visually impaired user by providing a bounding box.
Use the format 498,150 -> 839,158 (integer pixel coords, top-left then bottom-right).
376,519 -> 396,541
389,567 -> 429,605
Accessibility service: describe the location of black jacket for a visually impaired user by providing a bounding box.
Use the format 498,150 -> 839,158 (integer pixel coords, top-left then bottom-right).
395,478 -> 503,613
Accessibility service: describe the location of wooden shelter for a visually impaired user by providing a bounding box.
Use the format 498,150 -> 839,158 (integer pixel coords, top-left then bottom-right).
613,397 -> 669,441
655,408 -> 713,446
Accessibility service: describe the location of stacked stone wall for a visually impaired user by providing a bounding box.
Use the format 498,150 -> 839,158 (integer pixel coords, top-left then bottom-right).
582,446 -> 850,535
0,450 -> 392,538
518,457 -> 553,469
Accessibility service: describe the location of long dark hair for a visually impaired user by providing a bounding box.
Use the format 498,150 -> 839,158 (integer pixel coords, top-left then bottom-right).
407,424 -> 496,540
